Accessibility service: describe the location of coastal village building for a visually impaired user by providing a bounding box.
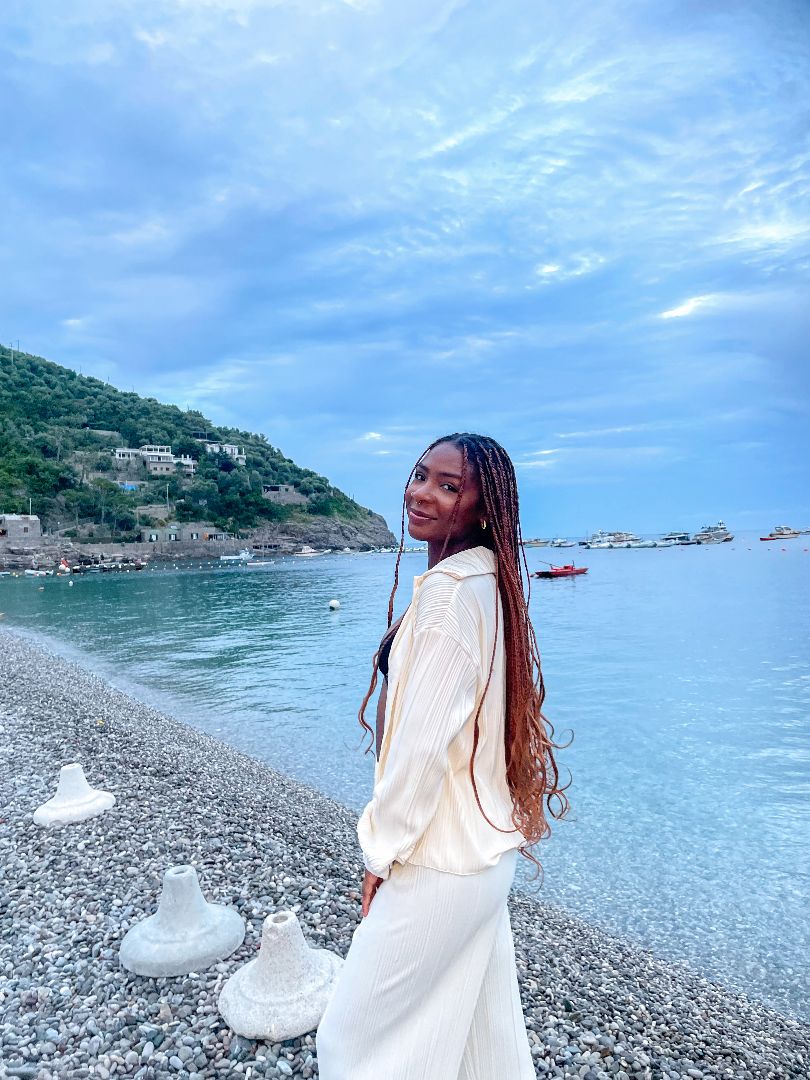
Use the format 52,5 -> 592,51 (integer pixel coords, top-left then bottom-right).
112,445 -> 197,476
140,445 -> 175,476
140,522 -> 229,543
0,513 -> 42,541
197,440 -> 247,465
174,454 -> 196,476
261,483 -> 308,506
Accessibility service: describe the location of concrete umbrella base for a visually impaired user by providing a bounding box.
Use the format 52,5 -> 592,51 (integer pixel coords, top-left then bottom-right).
120,864 -> 245,977
33,763 -> 115,827
219,910 -> 343,1040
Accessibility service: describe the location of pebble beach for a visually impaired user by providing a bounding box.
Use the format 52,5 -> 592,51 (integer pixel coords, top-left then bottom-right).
1,628 -> 807,1080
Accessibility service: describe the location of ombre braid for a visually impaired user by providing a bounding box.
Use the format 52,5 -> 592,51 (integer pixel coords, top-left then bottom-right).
357,432 -> 572,882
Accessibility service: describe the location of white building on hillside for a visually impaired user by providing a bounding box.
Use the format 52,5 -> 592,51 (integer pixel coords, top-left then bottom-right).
112,445 -> 197,476
200,441 -> 246,465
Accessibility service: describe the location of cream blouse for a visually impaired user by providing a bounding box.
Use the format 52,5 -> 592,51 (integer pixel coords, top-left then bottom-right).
357,545 -> 526,880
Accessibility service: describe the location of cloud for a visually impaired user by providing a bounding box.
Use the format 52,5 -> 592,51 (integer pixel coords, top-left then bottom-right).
0,0 -> 807,531
659,296 -> 718,319
532,253 -> 607,284
134,29 -> 170,49
111,219 -> 173,248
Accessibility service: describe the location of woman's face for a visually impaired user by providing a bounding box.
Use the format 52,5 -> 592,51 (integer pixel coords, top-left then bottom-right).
405,442 -> 485,545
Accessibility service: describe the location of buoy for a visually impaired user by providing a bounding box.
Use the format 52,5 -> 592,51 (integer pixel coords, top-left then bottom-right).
218,910 -> 342,1040
119,864 -> 245,977
69,581 -> 74,587
328,599 -> 340,611
34,763 -> 115,827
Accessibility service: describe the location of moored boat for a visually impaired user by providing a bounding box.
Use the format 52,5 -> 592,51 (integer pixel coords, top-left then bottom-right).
98,559 -> 146,572
583,530 -> 642,548
659,531 -> 698,546
532,563 -> 589,578
760,525 -> 800,541
694,521 -> 734,543
219,548 -> 255,562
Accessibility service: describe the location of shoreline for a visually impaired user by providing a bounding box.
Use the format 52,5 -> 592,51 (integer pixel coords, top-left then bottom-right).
1,628 -> 808,1079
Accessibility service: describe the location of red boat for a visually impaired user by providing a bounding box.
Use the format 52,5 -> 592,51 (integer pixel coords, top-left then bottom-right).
532,564 -> 588,579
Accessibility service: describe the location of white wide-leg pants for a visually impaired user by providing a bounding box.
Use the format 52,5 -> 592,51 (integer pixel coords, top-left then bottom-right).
315,848 -> 535,1080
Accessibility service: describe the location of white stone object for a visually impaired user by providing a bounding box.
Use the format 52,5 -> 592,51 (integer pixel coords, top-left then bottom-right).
328,599 -> 340,610
120,864 -> 245,977
33,763 -> 115,827
218,910 -> 343,1040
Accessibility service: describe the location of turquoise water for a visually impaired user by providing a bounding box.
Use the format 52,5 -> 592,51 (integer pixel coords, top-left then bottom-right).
2,534 -> 808,1018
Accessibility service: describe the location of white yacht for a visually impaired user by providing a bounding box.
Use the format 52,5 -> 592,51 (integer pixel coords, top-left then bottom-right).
293,545 -> 332,557
550,537 -> 576,548
694,521 -> 734,544
583,530 -> 641,548
659,531 -> 697,546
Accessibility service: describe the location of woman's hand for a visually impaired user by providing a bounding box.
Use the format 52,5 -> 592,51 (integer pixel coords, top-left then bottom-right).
361,869 -> 384,917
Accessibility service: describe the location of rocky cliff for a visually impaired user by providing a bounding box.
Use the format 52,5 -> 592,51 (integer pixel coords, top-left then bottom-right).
250,510 -> 397,551
0,510 -> 398,569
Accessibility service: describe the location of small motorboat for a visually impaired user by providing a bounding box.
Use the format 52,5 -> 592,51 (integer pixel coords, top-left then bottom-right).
760,526 -> 800,541
220,548 -> 255,562
532,563 -> 589,579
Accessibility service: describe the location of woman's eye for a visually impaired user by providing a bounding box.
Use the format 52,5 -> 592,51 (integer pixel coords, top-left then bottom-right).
443,484 -> 457,492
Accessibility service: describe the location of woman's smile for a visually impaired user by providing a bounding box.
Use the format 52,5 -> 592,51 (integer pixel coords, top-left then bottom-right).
407,506 -> 433,522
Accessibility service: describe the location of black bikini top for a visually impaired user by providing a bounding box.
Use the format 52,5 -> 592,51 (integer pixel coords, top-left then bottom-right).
377,622 -> 400,680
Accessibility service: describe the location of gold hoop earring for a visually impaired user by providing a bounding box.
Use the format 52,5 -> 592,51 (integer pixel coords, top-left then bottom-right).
480,518 -> 487,530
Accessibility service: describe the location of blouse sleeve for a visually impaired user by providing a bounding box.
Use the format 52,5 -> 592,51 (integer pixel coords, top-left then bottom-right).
356,625 -> 478,879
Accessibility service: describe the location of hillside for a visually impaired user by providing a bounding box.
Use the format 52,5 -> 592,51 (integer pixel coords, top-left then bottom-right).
0,346 -> 391,544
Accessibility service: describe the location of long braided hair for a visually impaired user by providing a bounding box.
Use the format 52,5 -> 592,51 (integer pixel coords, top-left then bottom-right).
358,432 -> 572,882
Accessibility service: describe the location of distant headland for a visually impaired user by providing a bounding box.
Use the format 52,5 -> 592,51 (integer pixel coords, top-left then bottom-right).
0,346 -> 396,569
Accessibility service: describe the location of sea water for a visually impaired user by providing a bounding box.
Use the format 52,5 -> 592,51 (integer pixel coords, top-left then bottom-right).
2,533 -> 808,1018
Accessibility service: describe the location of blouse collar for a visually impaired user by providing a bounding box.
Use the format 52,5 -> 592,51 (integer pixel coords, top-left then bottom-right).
413,544 -> 496,587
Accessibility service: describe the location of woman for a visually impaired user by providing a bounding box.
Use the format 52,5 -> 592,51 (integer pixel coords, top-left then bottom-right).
316,432 -> 571,1079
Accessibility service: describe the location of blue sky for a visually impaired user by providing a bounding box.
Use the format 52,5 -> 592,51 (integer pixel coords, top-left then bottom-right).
2,0 -> 808,537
